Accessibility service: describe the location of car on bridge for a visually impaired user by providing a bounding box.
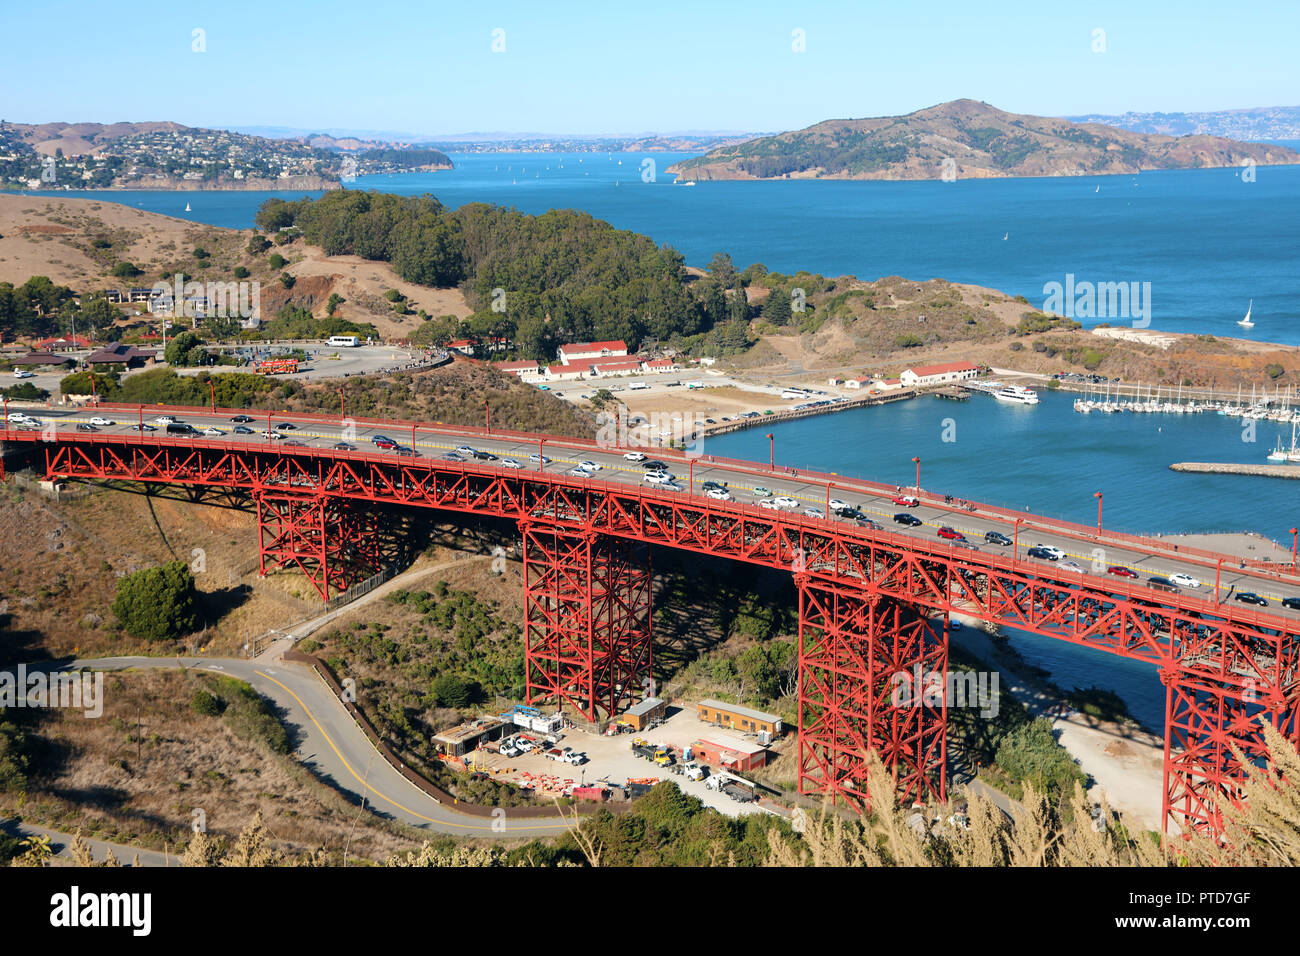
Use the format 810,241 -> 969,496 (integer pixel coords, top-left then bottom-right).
641,460 -> 668,470
128,423 -> 157,432
937,526 -> 965,541
757,498 -> 782,510
893,513 -> 923,526
441,451 -> 465,461
704,487 -> 733,501
855,517 -> 883,530
261,430 -> 284,440
803,508 -> 825,518
576,460 -> 601,472
153,416 -> 177,425
752,486 -> 772,497
201,427 -> 224,436
455,445 -> 476,455
333,442 -> 355,450
952,540 -> 981,552
829,498 -> 849,511
644,471 -> 676,485
233,425 -> 254,435
88,417 -> 115,426
275,422 -> 297,431
473,451 -> 498,461
500,458 -> 522,468
374,438 -> 396,449
1282,597 -> 1300,611
528,453 -> 551,464
1146,575 -> 1180,593
984,531 -> 1012,546
771,496 -> 799,509
623,451 -> 647,462
230,415 -> 255,423
1234,592 -> 1268,607
393,446 -> 421,457
1107,565 -> 1138,578
893,494 -> 920,507
76,423 -> 98,432
1169,573 -> 1202,589
1027,545 -> 1065,560
1059,561 -> 1085,574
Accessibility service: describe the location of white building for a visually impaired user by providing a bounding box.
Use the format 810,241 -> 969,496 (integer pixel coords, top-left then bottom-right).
899,361 -> 980,388
557,340 -> 628,366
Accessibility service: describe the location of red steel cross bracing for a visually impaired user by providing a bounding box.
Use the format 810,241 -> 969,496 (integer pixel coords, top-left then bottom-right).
796,574 -> 948,808
520,521 -> 652,722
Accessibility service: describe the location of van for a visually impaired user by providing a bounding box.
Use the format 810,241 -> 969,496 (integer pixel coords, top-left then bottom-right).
1146,576 -> 1180,593
166,422 -> 198,435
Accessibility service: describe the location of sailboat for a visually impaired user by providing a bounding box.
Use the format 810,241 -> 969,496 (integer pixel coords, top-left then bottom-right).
184,202 -> 191,212
1001,232 -> 1008,241
1238,299 -> 1254,330
1095,185 -> 1100,193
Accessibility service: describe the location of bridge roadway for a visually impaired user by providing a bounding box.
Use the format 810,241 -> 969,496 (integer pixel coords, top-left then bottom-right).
8,401 -> 1300,618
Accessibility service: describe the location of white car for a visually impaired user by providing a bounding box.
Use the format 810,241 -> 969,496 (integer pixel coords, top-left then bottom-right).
515,738 -> 535,753
201,427 -> 224,436
262,430 -> 283,440
88,417 -> 115,426
1058,561 -> 1085,573
1169,573 -> 1202,589
499,742 -> 520,758
756,498 -> 782,510
576,460 -> 601,472
12,369 -> 33,379
500,458 -> 522,469
568,466 -> 593,477
644,471 -> 676,485
1034,544 -> 1066,561
153,416 -> 176,425
704,487 -> 733,501
771,496 -> 799,509
803,508 -> 825,518
623,451 -> 647,462
829,498 -> 848,511
6,411 -> 31,423
455,445 -> 476,455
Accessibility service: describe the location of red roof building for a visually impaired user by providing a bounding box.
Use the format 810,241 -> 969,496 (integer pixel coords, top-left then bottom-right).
34,335 -> 93,351
900,361 -> 979,387
557,340 -> 628,365
589,360 -> 644,377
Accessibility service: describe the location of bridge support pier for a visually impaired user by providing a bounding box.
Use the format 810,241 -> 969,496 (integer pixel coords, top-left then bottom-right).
1161,668 -> 1300,836
255,491 -> 388,603
520,522 -> 652,722
796,575 -> 948,809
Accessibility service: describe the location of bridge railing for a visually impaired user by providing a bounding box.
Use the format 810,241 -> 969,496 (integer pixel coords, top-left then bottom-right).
12,399 -> 1300,588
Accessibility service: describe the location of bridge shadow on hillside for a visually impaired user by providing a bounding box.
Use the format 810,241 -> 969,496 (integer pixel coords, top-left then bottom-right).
649,546 -> 798,684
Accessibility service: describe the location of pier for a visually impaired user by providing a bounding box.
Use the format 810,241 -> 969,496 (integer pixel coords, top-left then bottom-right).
1170,461 -> 1300,479
703,388 -> 916,436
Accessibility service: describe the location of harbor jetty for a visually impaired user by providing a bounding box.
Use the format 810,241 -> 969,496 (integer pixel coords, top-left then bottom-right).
1170,462 -> 1300,479
704,388 -> 915,436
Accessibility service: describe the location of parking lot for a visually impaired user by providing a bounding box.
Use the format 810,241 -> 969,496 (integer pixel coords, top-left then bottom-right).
467,705 -> 788,819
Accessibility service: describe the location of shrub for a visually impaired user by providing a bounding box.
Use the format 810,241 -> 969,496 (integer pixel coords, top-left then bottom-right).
191,690 -> 223,716
232,266 -> 250,279
267,253 -> 287,270
110,560 -> 201,642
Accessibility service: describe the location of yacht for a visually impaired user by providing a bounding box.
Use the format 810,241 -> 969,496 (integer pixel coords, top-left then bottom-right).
1268,420 -> 1300,463
994,384 -> 1040,405
1238,299 -> 1254,329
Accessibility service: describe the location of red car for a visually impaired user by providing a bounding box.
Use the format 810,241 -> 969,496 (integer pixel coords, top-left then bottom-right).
1107,565 -> 1138,578
937,526 -> 965,541
373,438 -> 397,449
893,495 -> 920,507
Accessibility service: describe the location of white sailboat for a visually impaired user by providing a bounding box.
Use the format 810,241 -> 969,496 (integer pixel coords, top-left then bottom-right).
1238,299 -> 1254,329
1001,232 -> 1008,241
184,202 -> 191,212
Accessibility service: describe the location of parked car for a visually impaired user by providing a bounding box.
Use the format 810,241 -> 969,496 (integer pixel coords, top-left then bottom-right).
683,763 -> 708,781
893,513 -> 923,527
1234,592 -> 1268,607
984,531 -> 1012,546
499,741 -> 520,758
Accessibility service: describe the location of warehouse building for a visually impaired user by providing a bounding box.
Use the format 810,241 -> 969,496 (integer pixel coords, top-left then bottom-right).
697,699 -> 784,737
619,697 -> 666,732
432,716 -> 509,757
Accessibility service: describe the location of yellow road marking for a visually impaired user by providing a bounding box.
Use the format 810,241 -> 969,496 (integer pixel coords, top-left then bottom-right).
254,669 -> 568,832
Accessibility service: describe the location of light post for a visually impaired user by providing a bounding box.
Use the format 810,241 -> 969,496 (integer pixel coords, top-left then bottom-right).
1215,557 -> 1223,606
766,433 -> 774,471
1094,491 -> 1103,534
339,387 -> 345,422
912,456 -> 920,497
1291,528 -> 1298,572
1013,517 -> 1023,569
208,379 -> 216,413
538,437 -> 545,472
484,401 -> 490,434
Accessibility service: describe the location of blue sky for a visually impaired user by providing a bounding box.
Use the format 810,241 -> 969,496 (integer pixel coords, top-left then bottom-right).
2,0 -> 1297,136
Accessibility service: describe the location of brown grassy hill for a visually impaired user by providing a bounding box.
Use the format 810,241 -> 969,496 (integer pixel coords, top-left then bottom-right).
0,195 -> 470,338
669,99 -> 1300,181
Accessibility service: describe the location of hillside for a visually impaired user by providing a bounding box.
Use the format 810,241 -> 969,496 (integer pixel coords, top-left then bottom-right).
667,99 -> 1300,181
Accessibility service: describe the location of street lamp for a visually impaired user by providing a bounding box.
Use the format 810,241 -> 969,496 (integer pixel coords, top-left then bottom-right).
1013,517 -> 1023,569
766,433 -> 774,471
912,456 -> 921,497
1291,528 -> 1298,572
484,401 -> 490,434
1094,491 -> 1103,534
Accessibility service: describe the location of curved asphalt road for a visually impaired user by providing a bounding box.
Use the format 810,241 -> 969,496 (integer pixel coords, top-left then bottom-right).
68,657 -> 574,840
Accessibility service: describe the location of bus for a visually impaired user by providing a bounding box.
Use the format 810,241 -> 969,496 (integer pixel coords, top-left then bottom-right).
256,358 -> 299,375
327,335 -> 360,347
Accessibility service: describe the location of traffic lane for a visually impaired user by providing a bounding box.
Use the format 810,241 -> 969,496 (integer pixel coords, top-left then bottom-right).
23,411 -> 1300,607
67,657 -> 571,839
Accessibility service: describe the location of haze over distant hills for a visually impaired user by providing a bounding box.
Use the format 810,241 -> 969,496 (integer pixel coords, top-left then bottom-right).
1065,105 -> 1300,141
667,100 -> 1300,182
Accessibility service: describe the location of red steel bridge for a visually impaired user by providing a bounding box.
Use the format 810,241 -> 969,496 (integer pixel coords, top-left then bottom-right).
4,400 -> 1299,837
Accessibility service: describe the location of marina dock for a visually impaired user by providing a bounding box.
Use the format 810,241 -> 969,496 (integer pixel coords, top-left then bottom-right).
1170,462 -> 1300,479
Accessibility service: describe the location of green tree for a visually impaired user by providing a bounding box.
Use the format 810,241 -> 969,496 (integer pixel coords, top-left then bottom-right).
165,330 -> 203,366
111,560 -> 201,642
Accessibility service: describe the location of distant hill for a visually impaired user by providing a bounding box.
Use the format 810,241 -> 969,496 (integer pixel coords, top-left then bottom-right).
667,100 -> 1300,182
2,121 -> 188,157
1065,105 -> 1300,141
